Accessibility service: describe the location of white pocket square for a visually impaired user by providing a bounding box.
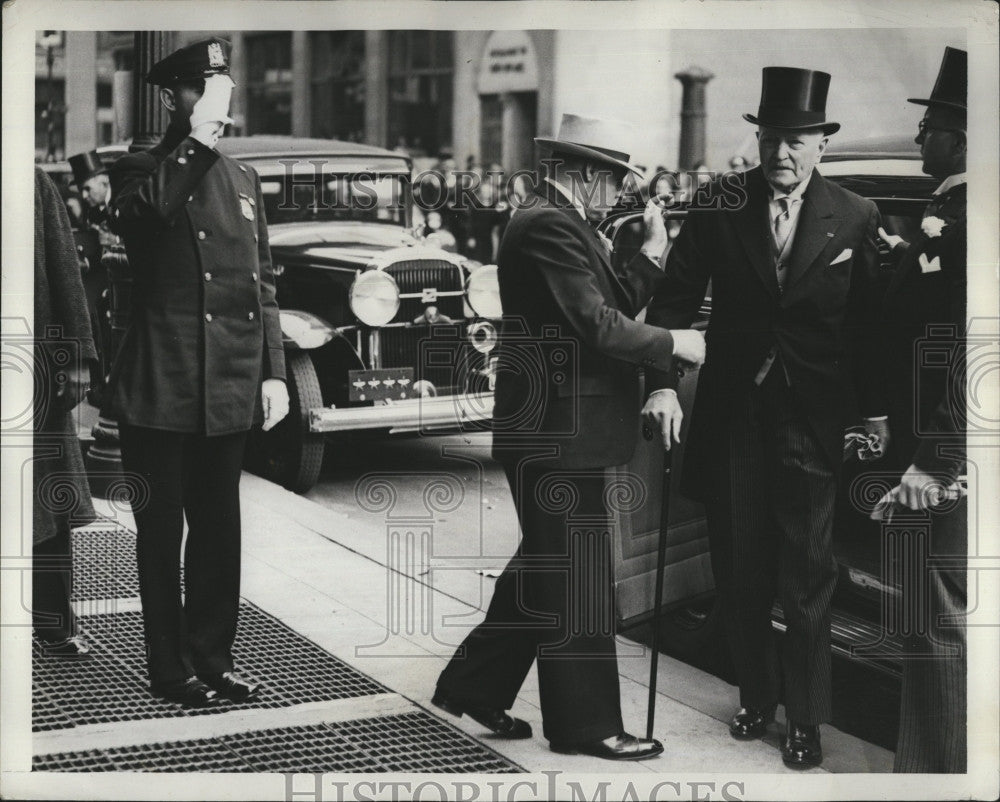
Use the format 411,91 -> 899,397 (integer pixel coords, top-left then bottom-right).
829,248 -> 852,266
919,253 -> 942,273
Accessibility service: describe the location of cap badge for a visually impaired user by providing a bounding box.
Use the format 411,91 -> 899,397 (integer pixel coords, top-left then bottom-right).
208,41 -> 225,68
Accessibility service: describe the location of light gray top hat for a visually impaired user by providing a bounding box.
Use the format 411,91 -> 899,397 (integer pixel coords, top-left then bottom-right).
535,113 -> 644,177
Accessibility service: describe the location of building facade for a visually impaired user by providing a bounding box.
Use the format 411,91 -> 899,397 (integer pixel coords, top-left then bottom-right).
40,28 -> 963,171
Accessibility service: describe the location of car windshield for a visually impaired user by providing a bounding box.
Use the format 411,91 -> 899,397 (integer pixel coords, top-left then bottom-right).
249,158 -> 410,226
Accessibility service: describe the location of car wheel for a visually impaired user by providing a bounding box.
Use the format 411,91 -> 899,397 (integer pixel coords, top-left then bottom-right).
656,594 -> 736,683
257,350 -> 325,494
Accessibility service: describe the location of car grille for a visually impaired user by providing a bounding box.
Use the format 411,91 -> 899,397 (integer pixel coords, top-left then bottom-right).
378,324 -> 460,395
384,259 -> 465,323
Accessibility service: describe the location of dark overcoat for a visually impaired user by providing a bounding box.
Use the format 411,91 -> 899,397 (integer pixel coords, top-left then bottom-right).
33,167 -> 98,544
105,124 -> 286,435
645,167 -> 882,499
491,183 -> 675,470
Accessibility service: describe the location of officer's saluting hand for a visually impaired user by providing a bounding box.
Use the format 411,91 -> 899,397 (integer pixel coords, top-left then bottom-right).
105,37 -> 288,708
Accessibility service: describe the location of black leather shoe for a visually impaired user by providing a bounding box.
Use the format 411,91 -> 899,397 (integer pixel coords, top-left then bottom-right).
39,635 -> 92,659
781,720 -> 823,768
199,671 -> 260,702
550,732 -> 664,761
729,704 -> 776,740
431,691 -> 532,739
150,677 -> 219,708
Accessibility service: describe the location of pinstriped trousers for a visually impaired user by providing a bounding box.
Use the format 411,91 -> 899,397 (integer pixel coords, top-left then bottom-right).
705,367 -> 839,725
893,500 -> 967,773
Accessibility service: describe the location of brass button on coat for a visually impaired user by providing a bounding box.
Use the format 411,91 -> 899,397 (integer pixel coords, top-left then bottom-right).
205,313 -> 213,322
204,272 -> 212,281
248,312 -> 255,321
198,230 -> 207,240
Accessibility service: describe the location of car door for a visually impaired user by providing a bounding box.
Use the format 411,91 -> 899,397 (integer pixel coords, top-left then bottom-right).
599,209 -> 715,629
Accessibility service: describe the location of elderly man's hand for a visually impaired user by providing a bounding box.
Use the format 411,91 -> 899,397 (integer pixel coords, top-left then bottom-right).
896,464 -> 944,511
641,198 -> 669,263
261,378 -> 289,432
642,389 -> 683,450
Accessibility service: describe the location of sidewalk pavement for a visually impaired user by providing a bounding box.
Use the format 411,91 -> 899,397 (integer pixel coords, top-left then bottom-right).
36,469 -> 894,775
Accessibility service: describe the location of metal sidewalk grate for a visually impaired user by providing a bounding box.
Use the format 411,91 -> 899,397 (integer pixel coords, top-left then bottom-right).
34,711 -> 524,772
70,525 -> 154,602
33,601 -> 386,731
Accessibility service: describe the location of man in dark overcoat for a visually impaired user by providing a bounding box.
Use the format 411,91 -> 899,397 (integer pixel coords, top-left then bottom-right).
33,166 -> 99,656
105,38 -> 288,707
872,47 -> 969,773
643,68 -> 883,767
433,114 -> 705,760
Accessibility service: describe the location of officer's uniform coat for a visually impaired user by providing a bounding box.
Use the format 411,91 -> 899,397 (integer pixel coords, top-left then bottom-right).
875,179 -> 967,773
106,124 -> 285,434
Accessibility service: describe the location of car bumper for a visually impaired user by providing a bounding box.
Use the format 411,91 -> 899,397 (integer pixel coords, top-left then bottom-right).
308,392 -> 494,433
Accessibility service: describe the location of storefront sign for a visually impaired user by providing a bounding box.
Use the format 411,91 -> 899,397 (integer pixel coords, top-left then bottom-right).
478,30 -> 539,94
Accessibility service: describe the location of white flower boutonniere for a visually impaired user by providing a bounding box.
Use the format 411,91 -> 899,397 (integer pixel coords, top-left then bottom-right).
921,216 -> 946,238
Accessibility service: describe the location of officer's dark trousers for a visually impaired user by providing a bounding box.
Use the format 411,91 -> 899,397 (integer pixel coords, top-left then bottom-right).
436,464 -> 623,744
120,425 -> 247,685
33,520 -> 76,642
894,499 -> 967,773
705,368 -> 839,725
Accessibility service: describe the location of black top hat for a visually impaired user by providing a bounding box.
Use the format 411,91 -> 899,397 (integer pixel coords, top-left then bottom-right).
742,67 -> 840,135
68,150 -> 106,188
147,37 -> 231,86
908,46 -> 967,114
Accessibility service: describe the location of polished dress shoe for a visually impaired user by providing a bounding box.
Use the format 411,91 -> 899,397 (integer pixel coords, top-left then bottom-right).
39,635 -> 92,659
150,677 -> 219,708
781,720 -> 823,768
199,671 -> 260,702
729,704 -> 776,740
431,691 -> 532,739
550,732 -> 664,761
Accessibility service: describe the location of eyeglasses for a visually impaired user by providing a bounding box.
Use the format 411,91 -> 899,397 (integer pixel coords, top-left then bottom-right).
917,119 -> 965,135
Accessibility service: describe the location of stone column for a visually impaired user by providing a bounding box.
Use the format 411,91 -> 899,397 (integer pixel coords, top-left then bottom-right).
674,66 -> 714,170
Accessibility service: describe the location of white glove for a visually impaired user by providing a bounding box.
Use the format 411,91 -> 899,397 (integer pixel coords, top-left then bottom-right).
670,328 -> 706,368
189,74 -> 235,147
877,226 -> 906,252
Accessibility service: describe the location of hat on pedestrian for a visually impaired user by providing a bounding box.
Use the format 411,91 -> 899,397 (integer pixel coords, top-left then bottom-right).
908,46 -> 967,114
68,150 -> 106,188
535,113 -> 644,177
146,37 -> 231,86
742,67 -> 841,135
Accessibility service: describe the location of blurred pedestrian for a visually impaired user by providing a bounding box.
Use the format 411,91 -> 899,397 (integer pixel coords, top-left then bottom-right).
872,46 -> 968,774
468,160 -> 509,263
105,37 -> 289,708
33,166 -> 98,657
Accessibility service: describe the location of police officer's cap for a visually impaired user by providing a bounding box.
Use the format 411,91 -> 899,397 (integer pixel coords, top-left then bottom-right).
147,37 -> 231,86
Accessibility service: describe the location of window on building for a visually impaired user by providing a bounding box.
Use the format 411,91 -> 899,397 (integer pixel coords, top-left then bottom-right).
310,31 -> 365,142
246,33 -> 293,134
387,30 -> 453,157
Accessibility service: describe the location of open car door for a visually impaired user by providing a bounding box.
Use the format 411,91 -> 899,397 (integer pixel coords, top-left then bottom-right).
599,209 -> 715,631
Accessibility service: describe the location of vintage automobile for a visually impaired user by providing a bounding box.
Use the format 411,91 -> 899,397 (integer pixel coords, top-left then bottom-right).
599,135 -> 937,695
42,137 -> 502,493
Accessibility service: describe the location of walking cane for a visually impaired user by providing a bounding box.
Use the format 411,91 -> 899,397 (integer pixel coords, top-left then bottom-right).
643,422 -> 674,740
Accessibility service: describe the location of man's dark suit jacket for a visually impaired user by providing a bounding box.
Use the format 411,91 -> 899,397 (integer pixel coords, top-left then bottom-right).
876,182 -> 967,483
645,166 -> 881,499
491,183 -> 675,470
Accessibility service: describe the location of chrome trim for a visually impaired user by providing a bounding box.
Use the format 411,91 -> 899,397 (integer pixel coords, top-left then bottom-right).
309,393 -> 494,433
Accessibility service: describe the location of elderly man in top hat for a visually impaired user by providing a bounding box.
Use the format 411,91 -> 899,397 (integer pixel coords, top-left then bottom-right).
69,150 -> 112,227
432,114 -> 705,760
105,37 -> 288,707
643,68 -> 883,768
871,46 -> 968,773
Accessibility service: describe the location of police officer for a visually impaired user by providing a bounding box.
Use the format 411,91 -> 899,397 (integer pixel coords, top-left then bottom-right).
106,37 -> 289,707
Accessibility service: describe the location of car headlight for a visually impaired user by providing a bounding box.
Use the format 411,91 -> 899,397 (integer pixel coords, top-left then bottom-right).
466,264 -> 502,319
349,270 -> 400,327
